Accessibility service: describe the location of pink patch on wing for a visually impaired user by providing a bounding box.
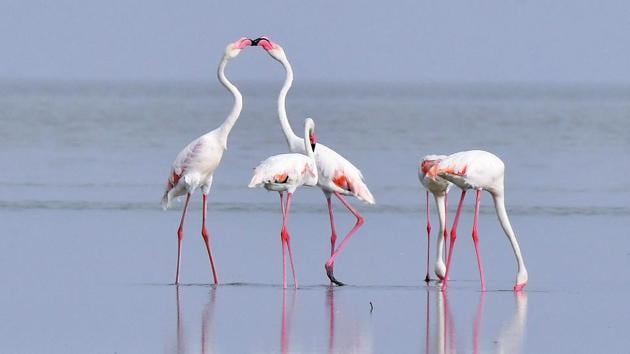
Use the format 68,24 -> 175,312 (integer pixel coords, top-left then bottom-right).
332,174 -> 353,191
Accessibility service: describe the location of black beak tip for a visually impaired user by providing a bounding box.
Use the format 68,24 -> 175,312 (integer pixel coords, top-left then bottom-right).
326,266 -> 345,286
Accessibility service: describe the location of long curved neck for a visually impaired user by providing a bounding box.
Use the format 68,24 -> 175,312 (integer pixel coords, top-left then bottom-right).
492,193 -> 526,271
217,57 -> 243,147
277,57 -> 301,148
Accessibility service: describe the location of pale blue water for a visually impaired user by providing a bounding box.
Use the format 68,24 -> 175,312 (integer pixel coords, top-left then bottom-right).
1,81 -> 630,353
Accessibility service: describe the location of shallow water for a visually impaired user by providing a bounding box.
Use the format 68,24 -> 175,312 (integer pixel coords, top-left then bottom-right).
1,81 -> 630,353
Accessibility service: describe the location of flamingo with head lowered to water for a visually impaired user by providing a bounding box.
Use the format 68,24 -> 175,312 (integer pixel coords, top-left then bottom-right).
424,150 -> 528,291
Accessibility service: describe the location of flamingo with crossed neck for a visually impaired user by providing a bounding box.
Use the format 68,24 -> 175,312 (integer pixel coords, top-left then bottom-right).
424,150 -> 528,291
161,37 -> 253,285
253,36 -> 375,286
248,118 -> 319,289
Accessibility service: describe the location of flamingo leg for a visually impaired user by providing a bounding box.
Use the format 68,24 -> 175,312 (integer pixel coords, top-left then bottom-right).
326,195 -> 338,257
442,190 -> 466,291
425,190 -> 432,283
175,193 -> 191,285
444,193 -> 448,263
472,189 -> 486,291
201,194 -> 219,285
324,192 -> 365,286
280,192 -> 298,289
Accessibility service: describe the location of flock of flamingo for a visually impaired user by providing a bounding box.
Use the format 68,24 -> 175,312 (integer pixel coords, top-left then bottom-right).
161,37 -> 528,292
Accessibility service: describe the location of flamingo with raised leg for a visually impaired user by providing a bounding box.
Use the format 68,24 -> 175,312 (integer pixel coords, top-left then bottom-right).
161,37 -> 253,285
248,118 -> 319,289
254,37 -> 375,286
425,150 -> 528,291
419,155 -> 452,282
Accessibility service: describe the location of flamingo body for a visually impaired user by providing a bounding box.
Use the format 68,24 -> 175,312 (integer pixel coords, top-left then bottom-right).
248,153 -> 317,192
431,150 -> 505,193
162,131 -> 225,208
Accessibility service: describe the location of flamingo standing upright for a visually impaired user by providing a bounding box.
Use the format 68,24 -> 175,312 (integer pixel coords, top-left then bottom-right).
248,118 -> 319,289
419,155 -> 452,282
161,37 -> 253,285
254,37 -> 375,286
426,150 -> 528,291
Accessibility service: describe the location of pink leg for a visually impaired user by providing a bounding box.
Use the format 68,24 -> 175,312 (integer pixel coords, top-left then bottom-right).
279,193 -> 288,289
472,189 -> 486,291
325,192 -> 365,286
442,190 -> 466,291
280,192 -> 298,289
201,194 -> 219,285
284,193 -> 298,289
326,195 -> 338,257
444,193 -> 448,261
425,190 -> 432,283
175,193 -> 191,285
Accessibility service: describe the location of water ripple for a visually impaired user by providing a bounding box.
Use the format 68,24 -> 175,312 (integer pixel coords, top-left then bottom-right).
1,199 -> 628,216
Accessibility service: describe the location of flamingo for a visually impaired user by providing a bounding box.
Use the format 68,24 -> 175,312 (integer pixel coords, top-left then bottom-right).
425,150 -> 528,291
254,37 -> 375,286
418,155 -> 452,282
161,37 -> 253,285
248,118 -> 319,289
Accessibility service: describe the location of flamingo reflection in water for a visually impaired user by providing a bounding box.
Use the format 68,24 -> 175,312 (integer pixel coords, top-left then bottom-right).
173,286 -> 217,354
425,291 -> 527,354
280,290 -> 297,354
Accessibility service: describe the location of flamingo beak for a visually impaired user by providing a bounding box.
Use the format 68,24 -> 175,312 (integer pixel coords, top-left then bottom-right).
253,37 -> 275,50
309,132 -> 317,152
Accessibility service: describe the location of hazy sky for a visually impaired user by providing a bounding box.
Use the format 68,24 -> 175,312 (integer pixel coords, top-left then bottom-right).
1,0 -> 629,83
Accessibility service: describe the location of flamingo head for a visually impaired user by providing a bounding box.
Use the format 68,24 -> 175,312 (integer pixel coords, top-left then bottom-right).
252,37 -> 286,62
305,117 -> 317,152
225,37 -> 254,59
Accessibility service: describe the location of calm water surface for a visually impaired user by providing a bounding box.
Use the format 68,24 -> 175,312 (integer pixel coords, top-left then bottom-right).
1,81 -> 630,353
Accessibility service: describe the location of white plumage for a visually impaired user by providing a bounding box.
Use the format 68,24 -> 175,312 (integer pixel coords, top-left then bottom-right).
248,153 -> 317,192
